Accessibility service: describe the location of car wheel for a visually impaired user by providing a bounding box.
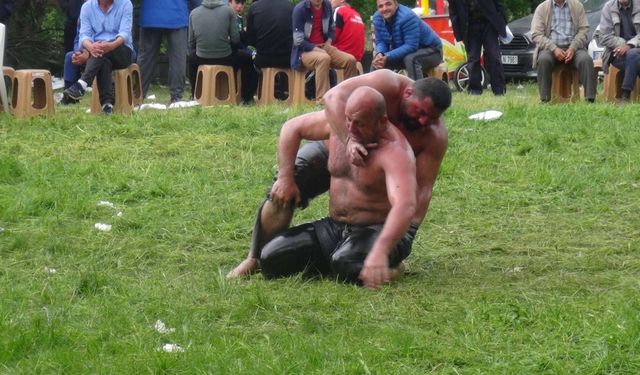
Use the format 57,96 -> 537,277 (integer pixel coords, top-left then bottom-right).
454,62 -> 489,92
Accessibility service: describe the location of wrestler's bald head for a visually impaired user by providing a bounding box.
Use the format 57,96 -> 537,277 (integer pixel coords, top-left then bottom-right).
345,86 -> 387,122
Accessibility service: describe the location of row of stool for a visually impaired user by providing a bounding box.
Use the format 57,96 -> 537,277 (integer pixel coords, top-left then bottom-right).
1,64 -> 143,117
549,64 -> 640,103
2,63 -> 638,118
193,62 -> 367,107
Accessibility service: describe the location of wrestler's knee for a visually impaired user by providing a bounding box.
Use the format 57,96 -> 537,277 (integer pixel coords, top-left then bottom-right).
260,225 -> 316,278
330,249 -> 364,284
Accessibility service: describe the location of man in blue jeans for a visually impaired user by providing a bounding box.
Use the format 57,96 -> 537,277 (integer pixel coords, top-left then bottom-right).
63,0 -> 134,114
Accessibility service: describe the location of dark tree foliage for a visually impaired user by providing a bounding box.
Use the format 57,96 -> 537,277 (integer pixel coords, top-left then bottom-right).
4,0 -> 62,72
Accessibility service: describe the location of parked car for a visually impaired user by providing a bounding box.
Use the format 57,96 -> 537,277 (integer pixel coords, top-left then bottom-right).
500,0 -> 607,79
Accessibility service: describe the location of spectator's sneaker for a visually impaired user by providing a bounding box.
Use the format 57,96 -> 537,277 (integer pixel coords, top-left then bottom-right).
102,103 -> 114,115
63,82 -> 85,100
60,94 -> 79,105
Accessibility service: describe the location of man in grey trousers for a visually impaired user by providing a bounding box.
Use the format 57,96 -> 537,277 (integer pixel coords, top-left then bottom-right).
137,0 -> 190,103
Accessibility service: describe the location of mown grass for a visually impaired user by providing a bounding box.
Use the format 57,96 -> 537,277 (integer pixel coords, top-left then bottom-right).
1,83 -> 639,374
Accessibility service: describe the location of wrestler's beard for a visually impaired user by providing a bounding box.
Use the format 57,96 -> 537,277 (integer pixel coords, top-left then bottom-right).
400,111 -> 422,132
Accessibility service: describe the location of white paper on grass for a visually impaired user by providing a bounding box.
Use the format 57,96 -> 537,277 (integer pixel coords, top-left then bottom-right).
154,320 -> 176,334
136,103 -> 167,111
44,266 -> 57,274
468,110 -> 503,121
94,223 -> 112,231
97,200 -> 116,209
158,343 -> 184,353
168,100 -> 199,109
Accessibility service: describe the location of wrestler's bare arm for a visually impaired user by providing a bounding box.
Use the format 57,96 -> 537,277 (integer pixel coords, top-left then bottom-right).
360,142 -> 417,289
270,111 -> 331,207
413,122 -> 448,224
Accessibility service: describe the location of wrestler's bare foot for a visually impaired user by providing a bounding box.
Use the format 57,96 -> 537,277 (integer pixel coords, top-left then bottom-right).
227,257 -> 259,278
388,262 -> 405,281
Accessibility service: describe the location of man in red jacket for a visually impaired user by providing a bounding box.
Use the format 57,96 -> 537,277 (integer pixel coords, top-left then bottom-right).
331,0 -> 365,61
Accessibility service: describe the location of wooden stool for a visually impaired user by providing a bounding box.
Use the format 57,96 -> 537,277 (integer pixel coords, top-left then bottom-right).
11,69 -> 55,118
603,65 -> 640,102
1,66 -> 15,113
91,64 -> 140,114
335,61 -> 364,84
550,65 -> 580,103
425,61 -> 448,81
291,69 -> 316,106
194,65 -> 241,106
129,64 -> 143,106
257,67 -> 294,105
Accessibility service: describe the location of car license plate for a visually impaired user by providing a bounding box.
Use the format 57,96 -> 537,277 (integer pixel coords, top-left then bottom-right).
502,55 -> 518,65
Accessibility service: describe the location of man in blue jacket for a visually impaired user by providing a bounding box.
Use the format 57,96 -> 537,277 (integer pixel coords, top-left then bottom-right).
372,0 -> 442,80
137,0 -> 189,103
291,0 -> 358,102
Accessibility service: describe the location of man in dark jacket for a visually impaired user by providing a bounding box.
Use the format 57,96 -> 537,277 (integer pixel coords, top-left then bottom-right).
245,0 -> 293,68
449,0 -> 508,95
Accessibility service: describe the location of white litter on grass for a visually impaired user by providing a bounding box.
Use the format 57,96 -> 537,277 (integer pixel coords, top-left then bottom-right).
94,223 -> 112,232
468,110 -> 503,121
0,227 -> 4,233
517,84 -> 524,89
158,343 -> 184,353
116,211 -> 123,217
136,103 -> 167,111
85,108 -> 91,113
97,200 -> 116,209
506,266 -> 524,273
154,320 -> 176,334
44,266 -> 57,275
52,76 -> 65,90
168,100 -> 199,109
147,94 -> 157,100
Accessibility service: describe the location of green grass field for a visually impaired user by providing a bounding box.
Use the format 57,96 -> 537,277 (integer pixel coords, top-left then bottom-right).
1,83 -> 639,374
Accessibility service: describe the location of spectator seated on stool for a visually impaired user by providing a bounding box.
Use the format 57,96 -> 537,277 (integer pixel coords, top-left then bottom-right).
187,0 -> 258,104
531,0 -> 597,103
331,0 -> 365,62
63,0 -> 135,114
371,0 -> 443,80
290,0 -> 358,102
595,0 -> 640,103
